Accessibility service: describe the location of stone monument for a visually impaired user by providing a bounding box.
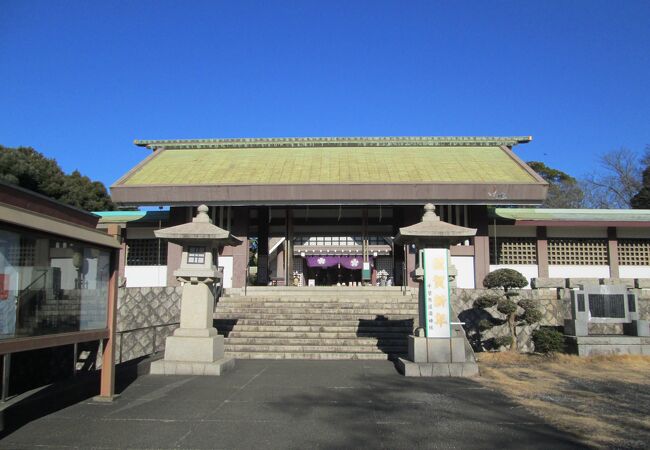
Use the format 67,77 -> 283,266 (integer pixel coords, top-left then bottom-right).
394,204 -> 479,377
565,284 -> 650,356
150,205 -> 242,376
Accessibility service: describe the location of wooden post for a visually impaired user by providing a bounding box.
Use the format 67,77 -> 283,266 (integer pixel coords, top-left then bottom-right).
95,224 -> 120,402
608,227 -> 619,278
536,226 -> 549,278
2,353 -> 10,402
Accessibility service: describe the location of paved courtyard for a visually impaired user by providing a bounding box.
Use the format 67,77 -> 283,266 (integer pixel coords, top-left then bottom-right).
0,360 -> 586,449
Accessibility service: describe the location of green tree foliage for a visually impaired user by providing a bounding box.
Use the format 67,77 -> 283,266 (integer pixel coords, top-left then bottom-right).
631,167 -> 650,209
527,161 -> 584,208
0,145 -> 116,211
631,148 -> 650,209
480,269 -> 540,352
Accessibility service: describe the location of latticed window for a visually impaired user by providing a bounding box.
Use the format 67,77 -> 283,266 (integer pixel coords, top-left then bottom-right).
618,239 -> 650,265
489,238 -> 537,264
5,237 -> 36,266
548,239 -> 608,265
126,239 -> 167,266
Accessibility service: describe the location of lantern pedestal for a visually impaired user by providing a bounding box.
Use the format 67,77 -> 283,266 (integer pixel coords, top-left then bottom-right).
150,280 -> 235,376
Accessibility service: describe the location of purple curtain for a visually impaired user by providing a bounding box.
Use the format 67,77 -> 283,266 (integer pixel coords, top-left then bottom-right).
305,256 -> 339,268
305,255 -> 373,270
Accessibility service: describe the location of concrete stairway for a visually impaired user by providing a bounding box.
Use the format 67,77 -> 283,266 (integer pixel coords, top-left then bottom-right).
214,286 -> 419,360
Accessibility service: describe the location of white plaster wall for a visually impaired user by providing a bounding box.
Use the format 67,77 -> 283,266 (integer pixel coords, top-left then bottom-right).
218,256 -> 233,289
125,266 -> 167,287
451,256 -> 475,289
548,265 -> 610,279
489,264 -> 539,289
620,266 -> 650,279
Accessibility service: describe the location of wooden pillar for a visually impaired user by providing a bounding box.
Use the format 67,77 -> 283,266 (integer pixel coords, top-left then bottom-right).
229,207 -> 249,289
257,207 -> 269,285
536,226 -> 549,278
286,208 -> 293,285
608,227 -> 619,278
404,206 -> 419,288
96,224 -> 120,402
276,246 -> 285,284
165,207 -> 187,287
118,228 -> 127,281
472,206 -> 490,288
393,207 -> 405,285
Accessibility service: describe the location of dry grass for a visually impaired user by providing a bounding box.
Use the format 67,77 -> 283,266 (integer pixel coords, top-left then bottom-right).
476,352 -> 650,449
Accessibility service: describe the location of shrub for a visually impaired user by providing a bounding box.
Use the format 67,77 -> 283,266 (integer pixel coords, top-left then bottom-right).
523,308 -> 543,325
483,268 -> 528,291
532,328 -> 565,354
478,319 -> 494,331
475,268 -> 538,352
494,336 -> 513,349
474,294 -> 499,309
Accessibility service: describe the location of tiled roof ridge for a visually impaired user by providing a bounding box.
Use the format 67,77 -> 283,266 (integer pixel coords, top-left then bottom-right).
134,136 -> 533,150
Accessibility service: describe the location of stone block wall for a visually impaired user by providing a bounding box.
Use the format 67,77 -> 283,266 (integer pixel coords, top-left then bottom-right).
116,286 -> 182,363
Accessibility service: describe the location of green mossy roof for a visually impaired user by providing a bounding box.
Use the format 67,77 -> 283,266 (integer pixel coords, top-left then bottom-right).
492,208 -> 650,222
120,146 -> 538,186
94,210 -> 169,223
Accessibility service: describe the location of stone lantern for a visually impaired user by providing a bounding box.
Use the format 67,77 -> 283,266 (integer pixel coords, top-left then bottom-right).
394,204 -> 479,377
150,205 -> 242,376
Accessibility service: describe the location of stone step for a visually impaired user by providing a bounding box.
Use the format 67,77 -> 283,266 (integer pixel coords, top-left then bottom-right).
225,343 -> 405,353
225,351 -> 400,360
214,313 -> 416,321
215,307 -> 418,315
224,329 -> 411,338
217,300 -> 419,308
214,319 -> 414,327
222,294 -> 417,301
225,287 -> 412,295
225,337 -> 407,346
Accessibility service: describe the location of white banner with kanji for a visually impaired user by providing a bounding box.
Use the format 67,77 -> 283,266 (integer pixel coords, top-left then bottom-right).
422,248 -> 451,338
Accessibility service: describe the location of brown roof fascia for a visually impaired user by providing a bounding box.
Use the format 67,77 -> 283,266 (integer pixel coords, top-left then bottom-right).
499,145 -> 549,186
111,147 -> 166,189
111,182 -> 548,206
514,220 -> 650,228
0,182 -> 98,228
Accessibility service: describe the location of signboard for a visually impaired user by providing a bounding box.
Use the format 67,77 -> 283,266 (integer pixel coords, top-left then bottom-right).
422,248 -> 451,338
362,262 -> 371,280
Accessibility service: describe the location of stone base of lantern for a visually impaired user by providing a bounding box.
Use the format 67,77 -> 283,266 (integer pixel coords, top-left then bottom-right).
150,329 -> 235,376
149,357 -> 235,376
397,335 -> 479,378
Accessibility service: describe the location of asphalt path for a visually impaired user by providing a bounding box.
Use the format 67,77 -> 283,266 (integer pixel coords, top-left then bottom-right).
0,360 -> 586,449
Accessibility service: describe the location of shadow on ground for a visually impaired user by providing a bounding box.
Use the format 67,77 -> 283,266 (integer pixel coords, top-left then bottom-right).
0,356 -> 144,440
259,363 -> 588,449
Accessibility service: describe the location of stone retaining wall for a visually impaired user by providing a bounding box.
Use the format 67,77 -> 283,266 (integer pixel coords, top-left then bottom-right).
452,288 -> 650,352
113,286 -> 649,358
116,286 -> 182,363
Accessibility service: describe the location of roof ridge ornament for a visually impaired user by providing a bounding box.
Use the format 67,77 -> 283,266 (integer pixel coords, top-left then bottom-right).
133,136 -> 533,151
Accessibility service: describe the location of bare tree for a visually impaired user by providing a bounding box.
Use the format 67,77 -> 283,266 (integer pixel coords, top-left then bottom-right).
581,148 -> 643,209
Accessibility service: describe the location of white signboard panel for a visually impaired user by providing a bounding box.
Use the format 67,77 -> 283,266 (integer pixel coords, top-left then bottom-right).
422,248 -> 451,338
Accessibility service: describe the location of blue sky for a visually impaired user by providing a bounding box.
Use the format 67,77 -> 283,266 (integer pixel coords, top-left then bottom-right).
1,0 -> 649,189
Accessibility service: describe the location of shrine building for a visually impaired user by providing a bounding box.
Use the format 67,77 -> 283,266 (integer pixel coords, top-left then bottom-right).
101,136 -> 650,290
